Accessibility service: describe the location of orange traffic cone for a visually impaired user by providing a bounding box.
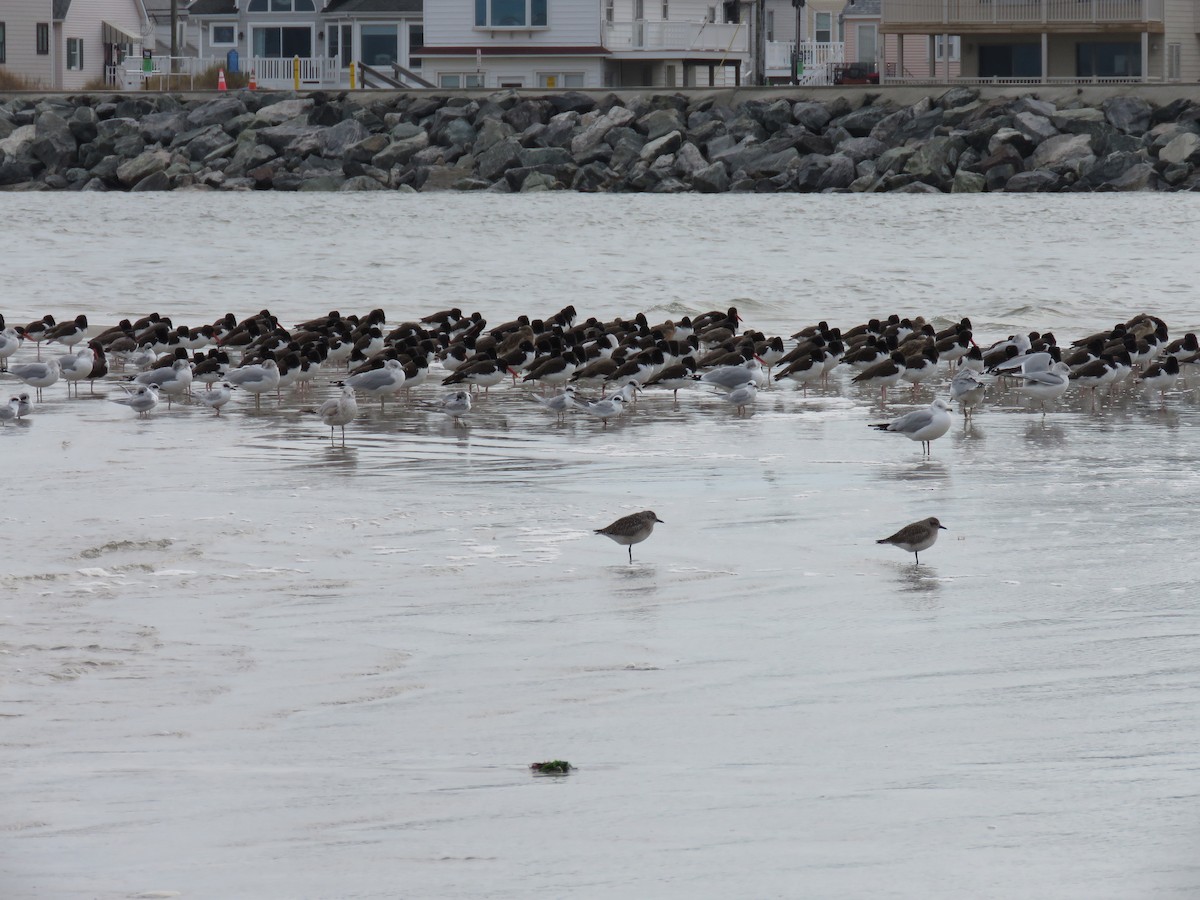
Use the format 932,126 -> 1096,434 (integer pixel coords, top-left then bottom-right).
247,69 -> 257,91
217,68 -> 227,92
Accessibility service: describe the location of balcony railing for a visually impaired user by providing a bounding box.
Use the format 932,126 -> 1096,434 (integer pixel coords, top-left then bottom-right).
603,21 -> 749,53
883,0 -> 1164,26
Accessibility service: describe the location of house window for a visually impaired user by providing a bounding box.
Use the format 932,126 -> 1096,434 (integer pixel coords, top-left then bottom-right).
37,23 -> 50,55
935,35 -> 961,62
814,12 -> 832,43
537,71 -> 584,87
252,26 -> 312,58
66,37 -> 83,69
0,22 -> 5,64
439,72 -> 486,88
662,0 -> 669,19
606,0 -> 614,22
765,10 -> 773,41
247,0 -> 316,11
211,25 -> 236,46
1168,42 -> 1181,80
476,0 -> 548,28
409,25 -> 423,68
361,25 -> 398,66
707,5 -> 716,23
1076,41 -> 1139,78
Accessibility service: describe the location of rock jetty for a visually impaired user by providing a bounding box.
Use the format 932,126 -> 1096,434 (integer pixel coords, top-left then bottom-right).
2,88 -> 1199,193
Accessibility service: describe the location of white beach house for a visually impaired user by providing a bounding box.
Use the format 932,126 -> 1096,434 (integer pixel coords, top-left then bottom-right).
0,0 -> 149,89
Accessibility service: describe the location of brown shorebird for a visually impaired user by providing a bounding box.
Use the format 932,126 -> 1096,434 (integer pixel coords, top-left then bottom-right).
877,517 -> 946,566
595,510 -> 664,563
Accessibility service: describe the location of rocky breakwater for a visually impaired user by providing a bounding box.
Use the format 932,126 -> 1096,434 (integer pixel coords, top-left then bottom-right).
2,87 -> 1200,193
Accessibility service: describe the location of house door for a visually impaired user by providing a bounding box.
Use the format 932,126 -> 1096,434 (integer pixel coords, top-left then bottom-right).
978,44 -> 1041,78
856,24 -> 876,65
634,0 -> 645,48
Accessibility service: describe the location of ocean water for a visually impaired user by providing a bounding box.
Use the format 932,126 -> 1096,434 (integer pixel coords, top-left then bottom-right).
3,194 -> 1200,899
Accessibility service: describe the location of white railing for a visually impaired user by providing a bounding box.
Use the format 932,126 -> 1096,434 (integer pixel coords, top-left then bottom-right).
884,0 -> 1163,25
603,21 -> 749,53
888,74 -> 1157,84
765,41 -> 844,71
116,55 -> 343,89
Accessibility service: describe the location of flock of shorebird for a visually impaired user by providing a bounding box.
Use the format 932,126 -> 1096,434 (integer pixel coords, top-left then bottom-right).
3,306 -> 1196,565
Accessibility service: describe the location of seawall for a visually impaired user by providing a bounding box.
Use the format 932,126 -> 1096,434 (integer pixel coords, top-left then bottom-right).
1,86 -> 1198,193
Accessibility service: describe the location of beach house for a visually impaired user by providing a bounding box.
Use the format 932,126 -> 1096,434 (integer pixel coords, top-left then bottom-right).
0,0 -> 149,89
878,0 -> 1198,83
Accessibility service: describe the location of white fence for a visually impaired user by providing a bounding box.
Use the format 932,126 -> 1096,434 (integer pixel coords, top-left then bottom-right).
887,75 -> 1155,84
111,55 -> 343,90
604,21 -> 749,53
883,0 -> 1164,26
765,41 -> 845,83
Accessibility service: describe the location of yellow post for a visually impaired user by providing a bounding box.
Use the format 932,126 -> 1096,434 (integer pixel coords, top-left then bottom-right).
349,61 -> 356,90
293,55 -> 300,91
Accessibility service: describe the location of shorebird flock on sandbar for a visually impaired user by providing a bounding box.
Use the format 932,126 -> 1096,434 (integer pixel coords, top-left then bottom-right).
3,304 -> 1197,565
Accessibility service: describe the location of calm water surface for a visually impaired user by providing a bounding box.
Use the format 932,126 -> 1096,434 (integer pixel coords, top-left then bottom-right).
2,194 -> 1199,899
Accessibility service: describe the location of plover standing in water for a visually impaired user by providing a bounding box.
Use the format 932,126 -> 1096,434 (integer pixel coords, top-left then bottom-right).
877,517 -> 946,566
595,510 -> 664,563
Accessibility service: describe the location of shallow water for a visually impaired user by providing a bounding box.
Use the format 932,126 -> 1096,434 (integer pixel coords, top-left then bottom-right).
3,194 -> 1200,899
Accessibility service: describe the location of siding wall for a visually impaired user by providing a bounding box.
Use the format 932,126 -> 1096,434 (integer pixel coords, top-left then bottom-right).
60,0 -> 146,90
0,0 -> 55,87
1163,0 -> 1200,81
423,54 -> 605,88
424,0 -> 601,47
845,19 -> 963,79
764,0 -> 845,44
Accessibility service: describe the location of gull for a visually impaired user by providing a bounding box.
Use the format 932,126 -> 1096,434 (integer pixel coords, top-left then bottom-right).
530,385 -> 577,422
58,348 -> 95,398
339,358 -> 406,409
877,517 -> 946,566
198,381 -> 235,416
699,356 -> 765,391
578,393 -> 626,427
0,396 -> 17,425
869,398 -> 952,454
318,385 -> 358,442
111,383 -> 160,416
10,359 -> 60,401
1010,361 -> 1071,413
948,368 -> 985,419
0,326 -> 21,371
420,389 -> 471,425
226,358 -> 281,409
594,510 -> 664,563
14,393 -> 33,419
724,380 -> 757,416
133,358 -> 192,407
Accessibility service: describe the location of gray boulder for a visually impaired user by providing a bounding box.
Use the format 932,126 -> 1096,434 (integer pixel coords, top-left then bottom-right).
1005,170 -> 1059,192
673,142 -> 708,177
570,107 -> 635,157
792,102 -> 831,133
1107,162 -> 1157,191
951,170 -> 986,193
319,119 -> 370,158
817,155 -> 856,190
130,170 -> 172,191
1103,96 -> 1152,134
254,99 -> 314,126
836,136 -> 887,164
639,130 -> 683,163
833,104 -> 894,137
117,148 -> 171,187
186,98 -> 247,129
475,136 -> 523,180
692,161 -> 730,193
339,175 -> 387,191
1012,96 -> 1057,118
938,87 -> 980,109
1158,132 -> 1200,166
1013,111 -> 1058,144
1029,133 -> 1094,170
139,111 -> 188,145
31,111 -> 77,171
904,136 -> 962,189
474,118 -> 515,154
371,132 -> 429,169
256,124 -> 324,155
637,108 -> 686,141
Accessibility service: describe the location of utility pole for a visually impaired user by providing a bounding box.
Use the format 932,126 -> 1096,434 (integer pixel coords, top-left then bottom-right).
791,0 -> 805,85
753,0 -> 766,85
170,0 -> 178,58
